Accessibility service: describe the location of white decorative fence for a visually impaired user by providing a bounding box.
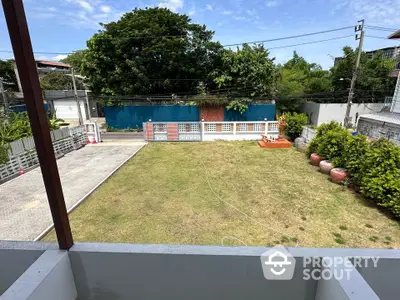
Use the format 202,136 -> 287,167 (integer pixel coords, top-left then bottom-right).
0,126 -> 87,182
143,121 -> 279,142
202,121 -> 279,141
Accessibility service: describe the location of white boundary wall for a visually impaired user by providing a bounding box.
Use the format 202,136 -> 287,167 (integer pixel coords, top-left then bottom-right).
301,102 -> 385,126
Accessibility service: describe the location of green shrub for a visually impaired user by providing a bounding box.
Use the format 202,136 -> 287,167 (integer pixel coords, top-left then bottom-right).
342,134 -> 369,186
306,121 -> 342,157
360,138 -> 400,217
284,112 -> 308,140
316,128 -> 351,167
0,143 -> 9,164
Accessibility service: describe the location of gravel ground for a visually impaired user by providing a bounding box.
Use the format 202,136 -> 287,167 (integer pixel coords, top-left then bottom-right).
0,142 -> 145,241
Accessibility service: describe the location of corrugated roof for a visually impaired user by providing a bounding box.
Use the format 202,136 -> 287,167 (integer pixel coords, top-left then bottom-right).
359,112 -> 400,125
36,60 -> 70,68
388,29 -> 400,40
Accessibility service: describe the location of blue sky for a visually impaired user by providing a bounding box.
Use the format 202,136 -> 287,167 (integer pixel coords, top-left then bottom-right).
1,0 -> 399,69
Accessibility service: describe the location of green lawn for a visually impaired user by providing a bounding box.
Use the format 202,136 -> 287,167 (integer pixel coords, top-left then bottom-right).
44,142 -> 400,248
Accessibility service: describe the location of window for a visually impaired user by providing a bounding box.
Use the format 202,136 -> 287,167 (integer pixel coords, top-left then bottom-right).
222,123 -> 232,132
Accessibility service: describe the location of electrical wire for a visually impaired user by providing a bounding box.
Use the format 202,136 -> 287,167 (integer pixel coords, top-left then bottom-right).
266,35 -> 354,50
0,25 -> 356,56
221,26 -> 354,47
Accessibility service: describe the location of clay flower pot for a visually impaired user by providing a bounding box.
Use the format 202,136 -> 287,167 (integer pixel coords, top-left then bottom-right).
310,153 -> 324,166
319,160 -> 333,174
330,168 -> 349,184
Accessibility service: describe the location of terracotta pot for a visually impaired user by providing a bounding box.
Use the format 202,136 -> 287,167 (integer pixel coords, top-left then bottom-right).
330,168 -> 349,184
310,153 -> 324,166
319,160 -> 333,174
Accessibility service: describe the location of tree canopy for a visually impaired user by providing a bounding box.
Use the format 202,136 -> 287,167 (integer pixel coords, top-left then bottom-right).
81,7 -> 223,96
331,46 -> 396,102
40,72 -> 85,90
61,50 -> 86,73
0,59 -> 18,91
214,44 -> 278,99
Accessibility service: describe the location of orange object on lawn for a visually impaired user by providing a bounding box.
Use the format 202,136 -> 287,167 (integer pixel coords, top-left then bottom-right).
330,168 -> 349,184
310,153 -> 324,166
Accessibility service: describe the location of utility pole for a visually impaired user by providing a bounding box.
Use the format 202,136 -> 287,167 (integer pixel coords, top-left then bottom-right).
0,79 -> 9,116
71,68 -> 84,125
344,19 -> 364,128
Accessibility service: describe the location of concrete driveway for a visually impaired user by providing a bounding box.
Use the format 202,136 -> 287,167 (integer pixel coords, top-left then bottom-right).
0,142 -> 146,241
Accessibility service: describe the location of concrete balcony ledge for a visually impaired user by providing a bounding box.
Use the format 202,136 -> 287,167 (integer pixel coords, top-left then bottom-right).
1,241 -> 399,300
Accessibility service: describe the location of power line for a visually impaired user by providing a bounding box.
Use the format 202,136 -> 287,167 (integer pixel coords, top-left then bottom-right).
365,25 -> 398,32
0,25 -> 356,55
221,26 -> 354,47
267,35 -> 354,50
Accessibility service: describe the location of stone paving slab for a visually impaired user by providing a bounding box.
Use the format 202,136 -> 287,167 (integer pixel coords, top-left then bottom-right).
0,142 -> 145,241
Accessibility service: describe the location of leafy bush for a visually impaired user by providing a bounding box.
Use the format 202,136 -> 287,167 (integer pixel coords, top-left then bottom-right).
226,98 -> 252,114
360,138 -> 400,217
284,112 -> 308,140
342,135 -> 369,186
0,143 -> 9,164
316,128 -> 350,167
306,121 -> 342,157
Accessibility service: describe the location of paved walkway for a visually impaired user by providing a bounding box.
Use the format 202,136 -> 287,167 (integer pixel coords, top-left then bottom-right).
0,142 -> 146,241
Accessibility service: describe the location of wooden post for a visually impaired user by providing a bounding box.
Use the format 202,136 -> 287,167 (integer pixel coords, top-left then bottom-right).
1,0 -> 73,249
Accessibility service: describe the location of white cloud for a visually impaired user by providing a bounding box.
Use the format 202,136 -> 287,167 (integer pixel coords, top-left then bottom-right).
100,5 -> 112,13
48,7 -> 58,12
188,5 -> 196,16
206,4 -> 213,11
53,54 -> 69,61
232,15 -> 249,21
222,10 -> 233,15
246,9 -> 256,16
331,0 -> 400,25
77,0 -> 94,12
265,0 -> 280,7
158,0 -> 184,12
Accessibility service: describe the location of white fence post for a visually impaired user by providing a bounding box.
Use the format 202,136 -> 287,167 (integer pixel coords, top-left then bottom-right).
201,120 -> 205,141
265,121 -> 268,136
233,122 -> 237,136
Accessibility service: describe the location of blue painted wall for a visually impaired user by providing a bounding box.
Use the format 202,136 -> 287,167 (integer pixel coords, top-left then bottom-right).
224,104 -> 275,121
105,105 -> 200,129
105,104 -> 275,129
9,104 -> 49,113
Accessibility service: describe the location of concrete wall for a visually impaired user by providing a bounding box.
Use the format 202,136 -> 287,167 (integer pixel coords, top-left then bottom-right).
0,242 -> 57,295
69,243 -> 318,300
301,102 -> 320,125
356,258 -> 400,300
0,251 -> 77,300
301,103 -> 385,126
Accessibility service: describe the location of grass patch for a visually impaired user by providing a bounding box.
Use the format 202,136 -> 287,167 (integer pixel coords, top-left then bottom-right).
335,238 -> 345,245
369,236 -> 379,242
339,225 -> 347,230
43,142 -> 400,248
365,223 -> 373,228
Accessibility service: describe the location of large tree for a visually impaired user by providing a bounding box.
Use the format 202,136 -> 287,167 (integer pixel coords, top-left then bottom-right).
82,8 -> 222,96
61,50 -> 86,73
331,46 -> 396,102
40,72 -> 85,90
213,44 -> 278,99
276,51 -> 332,110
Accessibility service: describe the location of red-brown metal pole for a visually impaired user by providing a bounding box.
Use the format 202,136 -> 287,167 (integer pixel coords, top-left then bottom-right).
1,0 -> 73,249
